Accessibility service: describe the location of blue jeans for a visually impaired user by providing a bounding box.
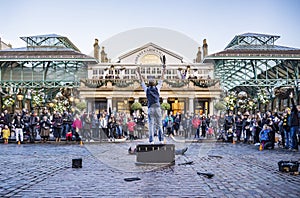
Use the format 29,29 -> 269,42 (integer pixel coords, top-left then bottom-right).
284,128 -> 290,149
116,125 -> 122,137
194,128 -> 200,138
63,124 -> 70,138
148,106 -> 164,143
290,126 -> 299,149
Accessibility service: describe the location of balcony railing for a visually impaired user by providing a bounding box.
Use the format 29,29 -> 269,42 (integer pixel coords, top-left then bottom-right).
81,78 -> 219,89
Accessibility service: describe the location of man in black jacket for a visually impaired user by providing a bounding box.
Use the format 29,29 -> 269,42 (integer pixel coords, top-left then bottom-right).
288,92 -> 299,151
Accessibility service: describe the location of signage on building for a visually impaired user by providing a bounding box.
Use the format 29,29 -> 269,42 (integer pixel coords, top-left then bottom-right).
135,47 -> 164,64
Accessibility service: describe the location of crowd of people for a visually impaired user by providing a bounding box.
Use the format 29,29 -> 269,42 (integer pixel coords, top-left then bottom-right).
0,94 -> 299,152
0,107 -> 147,144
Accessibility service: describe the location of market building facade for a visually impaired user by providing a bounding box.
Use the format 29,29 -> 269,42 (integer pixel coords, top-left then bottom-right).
80,38 -> 221,116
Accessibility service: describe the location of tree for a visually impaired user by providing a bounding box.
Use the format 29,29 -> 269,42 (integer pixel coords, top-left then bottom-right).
214,101 -> 226,113
76,101 -> 87,112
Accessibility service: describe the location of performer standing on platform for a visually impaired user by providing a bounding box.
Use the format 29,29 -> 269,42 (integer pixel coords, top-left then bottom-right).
136,56 -> 166,144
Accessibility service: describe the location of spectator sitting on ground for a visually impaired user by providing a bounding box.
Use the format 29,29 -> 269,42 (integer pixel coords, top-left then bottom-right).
259,124 -> 272,150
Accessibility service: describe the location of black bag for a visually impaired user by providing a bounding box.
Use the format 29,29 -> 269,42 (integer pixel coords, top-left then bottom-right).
278,161 -> 299,172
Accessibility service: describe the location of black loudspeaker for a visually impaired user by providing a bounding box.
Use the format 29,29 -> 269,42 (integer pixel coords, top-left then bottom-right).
72,158 -> 82,168
278,161 -> 299,172
136,144 -> 175,165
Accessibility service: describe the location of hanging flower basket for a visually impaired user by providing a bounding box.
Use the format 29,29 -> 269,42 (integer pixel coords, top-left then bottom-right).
2,97 -> 15,108
257,90 -> 269,104
32,93 -> 43,107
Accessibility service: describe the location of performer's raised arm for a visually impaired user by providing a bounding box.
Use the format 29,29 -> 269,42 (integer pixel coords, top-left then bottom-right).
136,66 -> 144,83
161,67 -> 166,80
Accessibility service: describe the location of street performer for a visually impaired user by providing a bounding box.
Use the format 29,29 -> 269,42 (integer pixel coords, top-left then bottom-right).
136,56 -> 166,144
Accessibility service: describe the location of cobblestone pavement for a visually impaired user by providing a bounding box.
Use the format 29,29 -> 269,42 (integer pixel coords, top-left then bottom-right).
0,139 -> 299,197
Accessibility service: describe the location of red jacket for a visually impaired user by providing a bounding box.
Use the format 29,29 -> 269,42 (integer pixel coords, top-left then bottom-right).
192,117 -> 201,129
127,121 -> 136,132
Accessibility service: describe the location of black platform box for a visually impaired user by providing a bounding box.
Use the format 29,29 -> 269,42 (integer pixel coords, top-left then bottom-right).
136,144 -> 175,165
72,158 -> 82,168
278,161 -> 299,172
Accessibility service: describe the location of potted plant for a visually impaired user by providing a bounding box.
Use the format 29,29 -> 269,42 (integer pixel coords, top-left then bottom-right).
161,102 -> 170,110
131,102 -> 142,111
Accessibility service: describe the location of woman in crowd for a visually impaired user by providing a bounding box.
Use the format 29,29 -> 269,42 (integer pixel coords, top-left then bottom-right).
99,113 -> 108,140
108,115 -> 117,139
91,113 -> 100,140
52,112 -> 63,142
200,115 -> 207,138
252,113 -> 262,144
82,112 -> 92,141
39,116 -> 51,143
243,112 -> 252,143
72,114 -> 82,142
192,114 -> 201,139
235,116 -> 243,142
165,114 -> 174,136
173,114 -> 181,136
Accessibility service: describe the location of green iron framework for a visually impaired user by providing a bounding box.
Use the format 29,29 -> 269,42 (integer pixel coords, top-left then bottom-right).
0,34 -> 96,89
0,34 -> 97,111
205,33 -> 300,100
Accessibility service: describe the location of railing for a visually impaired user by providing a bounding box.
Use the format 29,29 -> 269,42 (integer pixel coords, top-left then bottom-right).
0,80 -> 81,88
81,78 -> 219,88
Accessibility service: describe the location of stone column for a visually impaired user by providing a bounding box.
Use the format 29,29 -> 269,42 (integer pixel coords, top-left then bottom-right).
87,100 -> 93,113
209,99 -> 215,116
189,97 -> 194,115
134,97 -> 139,103
163,97 -> 168,103
107,97 -> 112,113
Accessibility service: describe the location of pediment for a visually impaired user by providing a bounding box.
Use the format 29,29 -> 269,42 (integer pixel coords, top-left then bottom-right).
117,42 -> 184,64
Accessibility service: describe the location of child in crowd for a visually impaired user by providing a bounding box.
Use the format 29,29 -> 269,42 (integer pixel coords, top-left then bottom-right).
259,124 -> 271,150
127,117 -> 136,140
2,125 -> 10,144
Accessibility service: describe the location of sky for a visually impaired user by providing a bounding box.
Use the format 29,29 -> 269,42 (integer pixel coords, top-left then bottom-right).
1,0 -> 300,58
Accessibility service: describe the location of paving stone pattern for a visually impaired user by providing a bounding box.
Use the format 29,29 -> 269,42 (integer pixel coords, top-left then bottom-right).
0,140 -> 299,197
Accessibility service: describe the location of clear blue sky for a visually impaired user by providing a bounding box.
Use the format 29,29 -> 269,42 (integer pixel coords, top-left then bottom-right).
1,0 -> 299,55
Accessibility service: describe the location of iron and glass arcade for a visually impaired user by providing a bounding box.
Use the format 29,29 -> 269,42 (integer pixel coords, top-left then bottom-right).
205,33 -> 300,111
0,34 -> 97,112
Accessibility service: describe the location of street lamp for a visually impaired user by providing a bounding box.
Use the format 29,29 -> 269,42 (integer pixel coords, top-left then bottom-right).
48,102 -> 54,108
248,100 -> 253,106
69,96 -> 74,102
16,93 -> 24,101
